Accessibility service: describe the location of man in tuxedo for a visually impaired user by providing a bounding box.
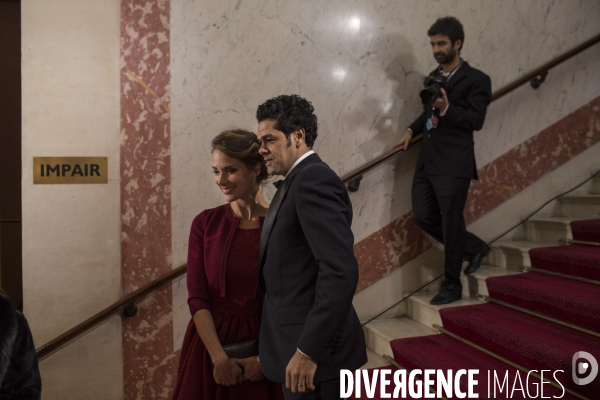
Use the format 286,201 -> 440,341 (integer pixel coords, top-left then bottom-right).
256,94 -> 367,399
395,17 -> 492,305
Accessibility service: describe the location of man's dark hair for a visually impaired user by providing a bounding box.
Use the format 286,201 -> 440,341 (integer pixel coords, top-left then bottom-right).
256,94 -> 318,148
427,16 -> 464,52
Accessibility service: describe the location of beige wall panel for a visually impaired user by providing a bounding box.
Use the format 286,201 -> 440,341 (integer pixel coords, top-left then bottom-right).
21,0 -> 123,398
39,317 -> 124,400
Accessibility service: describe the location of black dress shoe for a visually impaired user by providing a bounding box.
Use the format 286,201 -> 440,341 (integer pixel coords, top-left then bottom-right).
464,244 -> 491,275
430,291 -> 461,305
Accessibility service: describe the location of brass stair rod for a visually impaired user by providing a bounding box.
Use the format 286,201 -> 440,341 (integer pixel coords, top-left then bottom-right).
525,267 -> 600,286
432,324 -> 589,400
382,354 -> 449,400
559,238 -> 600,247
479,296 -> 600,339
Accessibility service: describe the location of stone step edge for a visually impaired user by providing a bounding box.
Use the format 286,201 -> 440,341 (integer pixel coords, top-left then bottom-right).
406,292 -> 482,330
362,316 -> 436,359
558,194 -> 600,203
460,264 -> 523,297
488,240 -> 558,270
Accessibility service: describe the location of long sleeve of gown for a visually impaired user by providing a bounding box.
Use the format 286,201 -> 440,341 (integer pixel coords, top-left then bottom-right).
187,213 -> 211,316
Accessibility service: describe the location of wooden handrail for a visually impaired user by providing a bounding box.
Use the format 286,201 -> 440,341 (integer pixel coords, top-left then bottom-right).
492,33 -> 600,101
36,263 -> 187,360
341,135 -> 422,184
35,32 -> 600,360
341,32 -> 600,186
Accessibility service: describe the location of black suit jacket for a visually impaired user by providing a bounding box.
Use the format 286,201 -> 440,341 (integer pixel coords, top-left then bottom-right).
409,61 -> 492,179
0,296 -> 41,400
258,153 -> 367,383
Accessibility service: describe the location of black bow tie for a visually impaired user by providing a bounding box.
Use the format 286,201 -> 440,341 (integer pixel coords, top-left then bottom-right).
273,179 -> 284,189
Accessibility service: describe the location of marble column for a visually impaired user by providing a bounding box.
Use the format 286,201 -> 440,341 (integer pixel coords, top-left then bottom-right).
120,0 -> 178,397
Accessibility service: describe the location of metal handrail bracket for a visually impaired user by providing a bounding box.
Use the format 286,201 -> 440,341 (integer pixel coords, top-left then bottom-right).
36,263 -> 187,360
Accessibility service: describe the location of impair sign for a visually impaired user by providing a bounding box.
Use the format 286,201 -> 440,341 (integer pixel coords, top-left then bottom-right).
33,157 -> 108,184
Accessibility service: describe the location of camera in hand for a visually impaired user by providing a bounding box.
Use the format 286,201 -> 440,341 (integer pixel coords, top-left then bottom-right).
420,75 -> 448,106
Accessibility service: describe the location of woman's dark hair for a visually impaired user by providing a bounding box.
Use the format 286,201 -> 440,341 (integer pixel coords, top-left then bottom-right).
211,129 -> 268,184
427,16 -> 464,52
256,94 -> 318,147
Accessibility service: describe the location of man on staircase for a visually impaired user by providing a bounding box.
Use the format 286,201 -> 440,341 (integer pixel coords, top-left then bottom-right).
395,16 -> 492,305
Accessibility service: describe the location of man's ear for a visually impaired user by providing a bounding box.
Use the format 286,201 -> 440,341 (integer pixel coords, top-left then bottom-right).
454,39 -> 462,51
295,129 -> 306,147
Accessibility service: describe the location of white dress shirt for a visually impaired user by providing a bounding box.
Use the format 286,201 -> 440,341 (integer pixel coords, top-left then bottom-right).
285,150 -> 315,179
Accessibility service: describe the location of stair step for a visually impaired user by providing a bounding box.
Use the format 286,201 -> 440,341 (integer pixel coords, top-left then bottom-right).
407,293 -> 480,328
571,218 -> 600,242
523,216 -> 575,243
440,303 -> 600,399
360,348 -> 389,370
593,175 -> 600,195
529,244 -> 600,281
459,264 -> 522,297
486,271 -> 600,332
362,316 -> 436,358
488,240 -> 557,269
559,194 -> 600,218
389,334 -> 573,399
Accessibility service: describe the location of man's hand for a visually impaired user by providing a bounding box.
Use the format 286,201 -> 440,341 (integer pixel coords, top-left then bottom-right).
432,88 -> 449,112
213,358 -> 243,386
235,356 -> 265,382
285,350 -> 318,394
394,130 -> 413,151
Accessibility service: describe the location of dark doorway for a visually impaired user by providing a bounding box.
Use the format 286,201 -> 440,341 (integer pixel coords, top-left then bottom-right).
0,0 -> 22,310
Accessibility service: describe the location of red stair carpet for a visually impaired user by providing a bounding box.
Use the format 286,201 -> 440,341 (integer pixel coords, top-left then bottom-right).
529,244 -> 600,281
391,334 -> 571,399
486,271 -> 600,332
359,218 -> 599,399
571,218 -> 600,242
440,303 -> 600,399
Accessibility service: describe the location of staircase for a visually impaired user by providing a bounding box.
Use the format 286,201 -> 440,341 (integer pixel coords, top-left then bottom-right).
359,173 -> 600,399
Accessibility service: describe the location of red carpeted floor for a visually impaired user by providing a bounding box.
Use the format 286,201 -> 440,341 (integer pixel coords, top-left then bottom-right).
361,218 -> 600,400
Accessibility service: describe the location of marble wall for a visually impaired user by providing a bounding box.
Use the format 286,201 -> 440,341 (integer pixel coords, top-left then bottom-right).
19,0 -> 600,398
170,0 -> 600,333
170,0 -> 600,264
21,0 -> 123,398
120,0 -> 179,397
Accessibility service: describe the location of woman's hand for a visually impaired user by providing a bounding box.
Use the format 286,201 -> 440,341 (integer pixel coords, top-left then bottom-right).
213,357 -> 243,386
235,356 -> 265,382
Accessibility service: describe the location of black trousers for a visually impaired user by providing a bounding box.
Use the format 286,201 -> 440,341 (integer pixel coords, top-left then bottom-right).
282,378 -> 341,400
412,168 -> 488,295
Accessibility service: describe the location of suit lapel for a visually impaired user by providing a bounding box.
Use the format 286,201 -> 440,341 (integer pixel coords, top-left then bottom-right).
258,154 -> 320,271
448,61 -> 470,89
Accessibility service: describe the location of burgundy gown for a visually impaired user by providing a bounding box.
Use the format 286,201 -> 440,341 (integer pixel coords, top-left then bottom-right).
172,227 -> 284,400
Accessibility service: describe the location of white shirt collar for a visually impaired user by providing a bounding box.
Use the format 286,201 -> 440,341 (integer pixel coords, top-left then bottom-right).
285,150 -> 315,178
438,59 -> 463,80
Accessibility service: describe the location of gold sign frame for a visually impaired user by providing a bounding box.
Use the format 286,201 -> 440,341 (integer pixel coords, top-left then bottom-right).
33,157 -> 108,184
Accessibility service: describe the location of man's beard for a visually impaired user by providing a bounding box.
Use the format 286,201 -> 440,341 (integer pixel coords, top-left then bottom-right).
434,47 -> 456,65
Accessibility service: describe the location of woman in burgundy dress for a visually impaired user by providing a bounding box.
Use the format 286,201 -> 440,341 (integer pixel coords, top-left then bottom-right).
173,129 -> 283,400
